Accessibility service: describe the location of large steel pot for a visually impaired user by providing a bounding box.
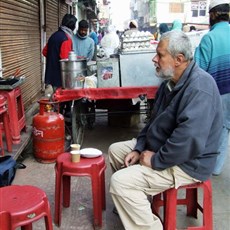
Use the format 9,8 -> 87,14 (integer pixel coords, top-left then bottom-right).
60,58 -> 87,89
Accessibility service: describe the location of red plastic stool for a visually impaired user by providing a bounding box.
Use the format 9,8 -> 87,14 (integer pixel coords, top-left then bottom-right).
0,185 -> 53,230
0,95 -> 12,155
54,152 -> 106,228
151,179 -> 213,230
0,87 -> 26,144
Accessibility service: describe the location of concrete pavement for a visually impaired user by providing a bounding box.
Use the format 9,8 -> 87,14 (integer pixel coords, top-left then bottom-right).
12,114 -> 230,230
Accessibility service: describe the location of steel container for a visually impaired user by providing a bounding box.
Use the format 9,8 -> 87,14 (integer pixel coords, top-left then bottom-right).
60,58 -> 87,89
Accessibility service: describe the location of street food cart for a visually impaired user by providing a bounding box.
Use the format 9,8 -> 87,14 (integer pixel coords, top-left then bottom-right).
54,31 -> 160,144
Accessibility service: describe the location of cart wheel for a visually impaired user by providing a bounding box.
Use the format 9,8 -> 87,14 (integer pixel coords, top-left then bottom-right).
71,99 -> 87,145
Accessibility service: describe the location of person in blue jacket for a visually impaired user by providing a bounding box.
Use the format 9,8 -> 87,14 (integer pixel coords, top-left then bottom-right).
108,30 -> 223,230
194,0 -> 230,176
72,20 -> 95,61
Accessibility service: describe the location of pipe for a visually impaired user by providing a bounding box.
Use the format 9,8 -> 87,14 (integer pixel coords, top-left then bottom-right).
40,0 -> 46,92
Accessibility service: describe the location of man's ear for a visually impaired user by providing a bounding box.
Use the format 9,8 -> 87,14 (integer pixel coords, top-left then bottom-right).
175,53 -> 184,66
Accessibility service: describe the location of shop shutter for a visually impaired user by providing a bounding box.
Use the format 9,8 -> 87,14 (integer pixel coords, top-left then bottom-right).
45,0 -> 59,42
60,1 -> 68,20
0,0 -> 41,109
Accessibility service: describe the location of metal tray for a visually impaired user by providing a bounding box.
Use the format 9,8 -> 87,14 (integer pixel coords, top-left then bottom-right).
0,76 -> 25,90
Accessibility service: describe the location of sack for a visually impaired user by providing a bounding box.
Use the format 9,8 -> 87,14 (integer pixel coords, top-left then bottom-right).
0,156 -> 26,187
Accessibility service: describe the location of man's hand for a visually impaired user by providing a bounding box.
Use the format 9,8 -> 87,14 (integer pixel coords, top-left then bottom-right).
139,150 -> 155,168
124,151 -> 140,167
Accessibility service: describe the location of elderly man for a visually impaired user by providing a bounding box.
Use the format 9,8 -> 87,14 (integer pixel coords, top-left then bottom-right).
109,30 -> 223,230
194,0 -> 230,176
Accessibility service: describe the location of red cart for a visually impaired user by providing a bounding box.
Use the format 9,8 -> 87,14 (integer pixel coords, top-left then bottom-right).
54,86 -> 158,144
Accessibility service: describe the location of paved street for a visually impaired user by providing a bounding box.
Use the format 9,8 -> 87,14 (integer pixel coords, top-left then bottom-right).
13,113 -> 230,230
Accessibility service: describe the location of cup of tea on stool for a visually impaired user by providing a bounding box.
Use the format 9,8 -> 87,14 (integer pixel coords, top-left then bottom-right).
70,144 -> 81,151
70,150 -> 80,163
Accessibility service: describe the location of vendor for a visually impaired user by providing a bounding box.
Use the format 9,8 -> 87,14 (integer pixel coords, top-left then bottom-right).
72,20 -> 95,61
124,20 -> 138,36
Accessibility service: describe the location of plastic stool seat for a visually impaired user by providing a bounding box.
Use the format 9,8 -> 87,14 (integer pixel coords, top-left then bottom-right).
0,95 -> 12,155
151,179 -> 213,230
54,152 -> 106,228
0,87 -> 26,144
0,185 -> 53,230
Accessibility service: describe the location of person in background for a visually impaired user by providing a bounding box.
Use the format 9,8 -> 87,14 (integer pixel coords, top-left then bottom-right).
100,25 -> 120,57
89,30 -> 98,45
189,25 -> 196,32
159,23 -> 169,35
97,29 -> 104,45
72,20 -> 95,61
183,24 -> 190,32
109,30 -> 223,229
89,28 -> 98,61
194,0 -> 230,176
124,19 -> 138,36
171,19 -> 182,31
154,23 -> 169,41
42,13 -> 77,92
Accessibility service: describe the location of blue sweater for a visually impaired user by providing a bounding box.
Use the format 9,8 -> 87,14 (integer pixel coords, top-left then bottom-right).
194,22 -> 230,95
72,34 -> 95,61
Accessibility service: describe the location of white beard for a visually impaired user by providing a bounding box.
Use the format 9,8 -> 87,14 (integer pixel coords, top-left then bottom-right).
155,65 -> 174,80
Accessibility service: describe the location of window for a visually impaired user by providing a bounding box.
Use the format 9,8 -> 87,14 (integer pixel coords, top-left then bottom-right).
169,3 -> 184,13
191,1 -> 207,17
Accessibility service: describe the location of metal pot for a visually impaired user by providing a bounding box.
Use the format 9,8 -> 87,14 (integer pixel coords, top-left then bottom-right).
60,58 -> 87,89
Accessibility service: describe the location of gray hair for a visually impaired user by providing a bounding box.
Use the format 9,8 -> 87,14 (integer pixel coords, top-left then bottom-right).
160,30 -> 193,61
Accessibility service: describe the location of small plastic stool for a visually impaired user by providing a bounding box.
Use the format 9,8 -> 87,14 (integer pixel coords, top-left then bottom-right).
54,152 -> 106,227
151,179 -> 213,230
0,95 -> 12,155
0,185 -> 53,230
0,87 -> 26,144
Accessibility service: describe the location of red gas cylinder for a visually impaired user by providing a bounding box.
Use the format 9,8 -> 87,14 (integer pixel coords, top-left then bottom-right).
33,99 -> 65,163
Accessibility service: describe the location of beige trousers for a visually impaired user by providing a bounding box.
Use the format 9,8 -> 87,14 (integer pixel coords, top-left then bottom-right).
109,139 -> 200,230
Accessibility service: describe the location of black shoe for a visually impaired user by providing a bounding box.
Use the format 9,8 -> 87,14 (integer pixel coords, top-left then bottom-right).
113,207 -> 119,216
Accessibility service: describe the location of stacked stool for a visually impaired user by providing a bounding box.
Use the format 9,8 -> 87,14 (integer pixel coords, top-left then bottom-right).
151,179 -> 213,230
54,152 -> 106,228
0,86 -> 26,144
0,185 -> 53,230
0,95 -> 12,155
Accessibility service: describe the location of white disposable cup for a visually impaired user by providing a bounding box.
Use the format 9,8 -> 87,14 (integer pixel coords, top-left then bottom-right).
70,144 -> 81,151
70,150 -> 80,163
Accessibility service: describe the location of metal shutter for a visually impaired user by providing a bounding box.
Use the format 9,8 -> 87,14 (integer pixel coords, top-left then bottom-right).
60,1 -> 68,20
0,0 -> 41,108
45,0 -> 59,42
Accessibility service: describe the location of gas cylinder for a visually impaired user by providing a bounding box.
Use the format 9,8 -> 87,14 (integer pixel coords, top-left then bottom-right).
33,99 -> 65,163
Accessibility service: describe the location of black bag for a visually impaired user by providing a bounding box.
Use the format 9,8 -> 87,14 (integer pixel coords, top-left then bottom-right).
0,156 -> 26,187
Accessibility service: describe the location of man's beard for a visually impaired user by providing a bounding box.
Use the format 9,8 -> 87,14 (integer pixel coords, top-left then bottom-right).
155,65 -> 174,80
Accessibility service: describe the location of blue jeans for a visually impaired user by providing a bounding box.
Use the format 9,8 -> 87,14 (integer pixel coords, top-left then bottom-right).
213,93 -> 230,175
